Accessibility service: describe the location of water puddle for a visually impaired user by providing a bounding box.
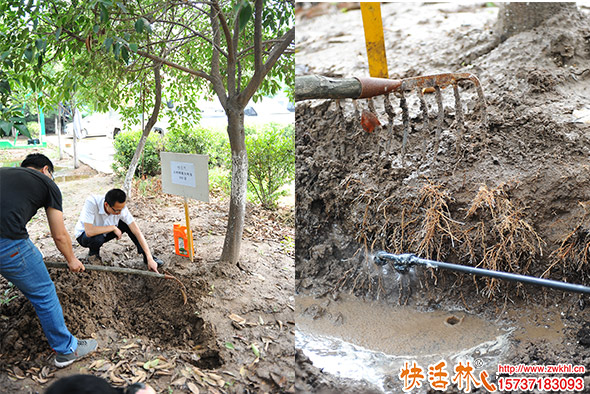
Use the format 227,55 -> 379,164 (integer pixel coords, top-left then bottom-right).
296,294 -> 514,392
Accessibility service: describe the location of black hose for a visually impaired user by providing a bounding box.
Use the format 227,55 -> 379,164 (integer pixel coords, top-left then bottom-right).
375,252 -> 590,295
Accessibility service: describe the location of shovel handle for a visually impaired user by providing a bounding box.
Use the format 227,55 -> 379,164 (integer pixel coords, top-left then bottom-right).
295,75 -> 403,101
45,261 -> 166,278
45,261 -> 188,305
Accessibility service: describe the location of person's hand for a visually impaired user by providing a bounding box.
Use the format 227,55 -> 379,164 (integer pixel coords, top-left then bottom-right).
113,227 -> 123,240
67,257 -> 85,272
147,258 -> 159,274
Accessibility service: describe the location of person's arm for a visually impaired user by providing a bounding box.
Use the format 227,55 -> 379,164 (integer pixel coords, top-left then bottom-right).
83,222 -> 122,238
128,221 -> 159,273
46,207 -> 85,272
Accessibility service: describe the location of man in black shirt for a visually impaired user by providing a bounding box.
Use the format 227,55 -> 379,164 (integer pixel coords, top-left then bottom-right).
0,153 -> 97,367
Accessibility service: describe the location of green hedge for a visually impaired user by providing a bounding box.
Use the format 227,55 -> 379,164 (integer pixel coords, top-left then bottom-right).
112,131 -> 163,177
245,123 -> 295,209
163,126 -> 229,168
112,123 -> 295,209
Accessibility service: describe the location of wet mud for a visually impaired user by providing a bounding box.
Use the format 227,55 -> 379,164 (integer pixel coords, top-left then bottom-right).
296,3 -> 590,393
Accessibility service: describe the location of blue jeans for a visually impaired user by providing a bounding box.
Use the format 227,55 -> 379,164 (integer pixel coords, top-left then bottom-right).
0,237 -> 77,355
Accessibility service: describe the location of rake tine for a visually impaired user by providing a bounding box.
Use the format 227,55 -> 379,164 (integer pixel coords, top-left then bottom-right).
417,88 -> 431,162
336,99 -> 346,158
383,94 -> 395,154
367,97 -> 377,114
366,97 -> 381,134
453,82 -> 465,156
475,81 -> 488,125
433,85 -> 444,160
417,88 -> 430,130
352,99 -> 361,132
399,90 -> 410,165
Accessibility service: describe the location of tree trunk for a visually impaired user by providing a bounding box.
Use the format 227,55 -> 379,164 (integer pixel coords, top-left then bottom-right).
221,104 -> 248,263
122,63 -> 162,196
495,3 -> 577,41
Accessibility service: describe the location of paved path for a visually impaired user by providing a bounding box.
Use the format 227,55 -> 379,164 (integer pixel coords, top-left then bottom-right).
46,135 -> 114,174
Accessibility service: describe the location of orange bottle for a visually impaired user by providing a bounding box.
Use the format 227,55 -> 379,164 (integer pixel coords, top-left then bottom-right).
173,223 -> 189,257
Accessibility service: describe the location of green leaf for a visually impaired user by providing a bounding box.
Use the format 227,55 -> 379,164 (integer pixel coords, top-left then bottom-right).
121,46 -> 129,63
129,43 -> 138,53
100,4 -> 109,23
250,343 -> 260,358
116,2 -> 128,13
0,80 -> 10,94
1,51 -> 10,61
35,38 -> 45,51
142,358 -> 160,370
24,47 -> 33,61
238,2 -> 253,32
93,24 -> 100,34
134,18 -> 144,33
124,32 -> 130,41
144,20 -> 153,33
0,120 -> 12,135
104,37 -> 114,52
113,42 -> 120,58
55,27 -> 62,40
14,123 -> 31,138
224,342 -> 235,350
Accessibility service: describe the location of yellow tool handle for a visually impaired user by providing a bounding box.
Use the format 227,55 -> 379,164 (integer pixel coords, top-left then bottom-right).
360,2 -> 388,78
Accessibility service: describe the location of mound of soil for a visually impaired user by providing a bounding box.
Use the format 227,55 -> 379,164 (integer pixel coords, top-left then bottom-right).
296,3 -> 590,392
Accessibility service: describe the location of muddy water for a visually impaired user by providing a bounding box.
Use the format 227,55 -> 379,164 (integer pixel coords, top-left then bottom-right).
296,294 -> 514,392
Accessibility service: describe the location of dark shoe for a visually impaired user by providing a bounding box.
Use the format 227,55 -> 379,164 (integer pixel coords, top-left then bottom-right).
153,256 -> 165,268
55,338 -> 98,368
144,255 -> 164,268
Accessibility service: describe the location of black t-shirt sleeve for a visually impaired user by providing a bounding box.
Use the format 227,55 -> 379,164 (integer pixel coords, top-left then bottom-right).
45,180 -> 63,212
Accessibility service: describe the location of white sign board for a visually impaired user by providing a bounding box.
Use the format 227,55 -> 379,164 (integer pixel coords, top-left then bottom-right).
161,152 -> 209,202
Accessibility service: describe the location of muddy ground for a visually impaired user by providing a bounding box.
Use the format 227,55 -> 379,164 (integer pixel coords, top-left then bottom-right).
296,2 -> 590,393
0,147 -> 295,393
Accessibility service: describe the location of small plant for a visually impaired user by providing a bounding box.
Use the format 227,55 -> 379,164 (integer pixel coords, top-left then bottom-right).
281,235 -> 295,256
133,176 -> 162,198
1,283 -> 17,305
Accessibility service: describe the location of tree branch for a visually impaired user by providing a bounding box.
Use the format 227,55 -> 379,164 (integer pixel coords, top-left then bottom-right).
135,49 -> 213,83
211,0 -> 234,64
209,3 -> 227,107
254,0 -> 262,72
152,18 -> 229,58
239,27 -> 294,105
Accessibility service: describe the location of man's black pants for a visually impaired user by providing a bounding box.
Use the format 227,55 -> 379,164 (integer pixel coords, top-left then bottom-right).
76,220 -> 145,260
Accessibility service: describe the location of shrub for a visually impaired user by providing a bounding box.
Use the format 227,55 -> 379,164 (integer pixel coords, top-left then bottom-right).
164,126 -> 230,168
26,121 -> 40,138
112,130 -> 163,177
209,166 -> 232,197
246,123 -> 295,209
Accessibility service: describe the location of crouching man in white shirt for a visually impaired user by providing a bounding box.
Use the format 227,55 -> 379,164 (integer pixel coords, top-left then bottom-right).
74,188 -> 163,273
